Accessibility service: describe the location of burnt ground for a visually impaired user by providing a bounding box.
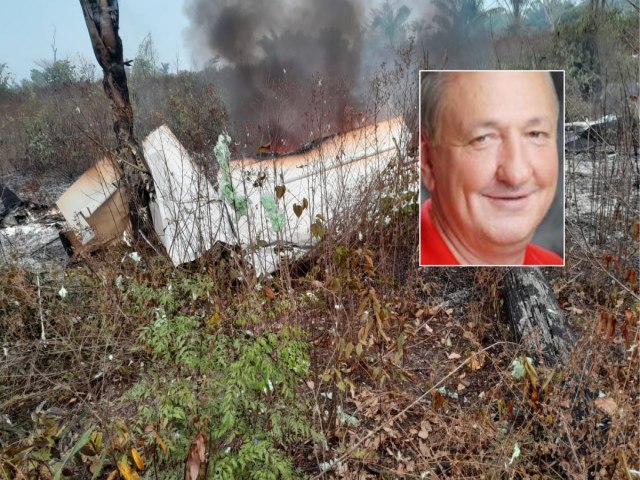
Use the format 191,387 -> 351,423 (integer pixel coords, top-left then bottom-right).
0,171 -> 72,271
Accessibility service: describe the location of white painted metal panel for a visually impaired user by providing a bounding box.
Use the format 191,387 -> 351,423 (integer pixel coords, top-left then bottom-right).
56,158 -> 127,246
58,117 -> 407,273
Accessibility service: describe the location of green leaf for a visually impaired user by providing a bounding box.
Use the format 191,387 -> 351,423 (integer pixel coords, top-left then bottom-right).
337,406 -> 359,426
352,449 -> 369,459
261,194 -> 286,232
54,425 -> 95,480
344,342 -> 354,359
30,448 -> 52,462
509,443 -> 521,465
511,359 -> 526,379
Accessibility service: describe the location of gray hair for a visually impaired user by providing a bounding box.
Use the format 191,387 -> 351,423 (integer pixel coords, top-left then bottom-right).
420,71 -> 559,146
420,71 -> 451,146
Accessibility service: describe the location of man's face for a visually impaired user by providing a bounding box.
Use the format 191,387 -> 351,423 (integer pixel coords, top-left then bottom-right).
422,71 -> 559,259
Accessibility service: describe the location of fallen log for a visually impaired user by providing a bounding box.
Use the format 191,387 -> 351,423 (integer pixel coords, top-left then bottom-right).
502,268 -> 577,366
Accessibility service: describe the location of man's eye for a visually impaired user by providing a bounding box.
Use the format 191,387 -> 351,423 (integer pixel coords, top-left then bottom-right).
528,131 -> 549,140
470,134 -> 496,147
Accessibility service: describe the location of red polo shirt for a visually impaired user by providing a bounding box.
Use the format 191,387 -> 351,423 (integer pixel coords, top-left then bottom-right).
420,200 -> 563,266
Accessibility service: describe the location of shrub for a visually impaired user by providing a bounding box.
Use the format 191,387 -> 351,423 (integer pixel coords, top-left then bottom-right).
121,273 -> 322,479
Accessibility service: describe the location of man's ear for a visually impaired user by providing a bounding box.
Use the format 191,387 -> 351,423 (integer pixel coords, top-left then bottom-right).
420,129 -> 436,192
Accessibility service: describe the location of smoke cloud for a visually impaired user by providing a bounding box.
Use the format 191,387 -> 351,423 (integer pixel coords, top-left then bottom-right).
183,0 -> 498,153
184,0 -> 366,153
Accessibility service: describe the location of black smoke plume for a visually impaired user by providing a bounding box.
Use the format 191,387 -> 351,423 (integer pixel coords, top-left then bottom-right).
184,0 -> 366,154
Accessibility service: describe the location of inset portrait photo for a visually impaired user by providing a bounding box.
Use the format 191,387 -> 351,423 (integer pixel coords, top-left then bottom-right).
419,70 -> 565,267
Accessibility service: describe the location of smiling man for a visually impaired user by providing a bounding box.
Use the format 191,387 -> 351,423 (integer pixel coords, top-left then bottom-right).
419,70 -> 563,266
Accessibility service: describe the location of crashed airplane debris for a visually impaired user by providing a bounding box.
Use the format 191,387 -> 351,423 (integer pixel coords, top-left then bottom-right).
57,158 -> 130,250
0,185 -> 67,270
565,114 -> 618,152
0,183 -> 60,229
0,183 -> 23,215
56,117 -> 408,275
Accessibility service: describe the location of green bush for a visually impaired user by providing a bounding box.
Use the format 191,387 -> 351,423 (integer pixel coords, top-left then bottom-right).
122,273 -> 322,479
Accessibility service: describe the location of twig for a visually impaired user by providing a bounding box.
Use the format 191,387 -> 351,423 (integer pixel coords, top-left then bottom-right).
621,451 -> 634,480
0,385 -> 63,412
139,230 -> 165,258
561,416 -> 583,473
36,273 -> 46,341
567,221 -> 640,302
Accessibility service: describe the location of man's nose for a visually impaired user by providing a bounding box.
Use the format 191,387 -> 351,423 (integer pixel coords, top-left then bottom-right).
496,134 -> 532,187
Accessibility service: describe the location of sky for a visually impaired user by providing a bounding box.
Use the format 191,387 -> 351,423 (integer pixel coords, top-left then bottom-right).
1,1 -> 192,82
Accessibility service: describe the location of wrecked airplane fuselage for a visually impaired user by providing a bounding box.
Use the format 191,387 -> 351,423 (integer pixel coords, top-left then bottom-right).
56,118 -> 408,274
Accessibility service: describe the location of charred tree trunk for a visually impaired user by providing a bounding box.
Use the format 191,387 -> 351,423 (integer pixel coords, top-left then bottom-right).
78,0 -> 155,238
502,268 -> 577,366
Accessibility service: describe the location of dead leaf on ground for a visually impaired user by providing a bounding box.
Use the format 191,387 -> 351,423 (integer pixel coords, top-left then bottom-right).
594,397 -> 617,416
154,431 -> 167,454
186,430 -> 207,480
468,354 -> 485,372
463,330 -> 478,342
262,286 -> 275,299
131,448 -> 144,470
417,305 -> 440,318
418,440 -> 430,457
625,309 -> 635,323
447,352 -> 461,360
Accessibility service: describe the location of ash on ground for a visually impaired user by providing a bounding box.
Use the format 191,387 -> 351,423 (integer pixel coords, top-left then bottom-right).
565,147 -> 639,269
0,172 -> 72,271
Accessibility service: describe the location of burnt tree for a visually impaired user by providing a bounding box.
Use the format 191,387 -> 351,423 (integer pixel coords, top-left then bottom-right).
502,268 -> 577,366
79,0 -> 155,238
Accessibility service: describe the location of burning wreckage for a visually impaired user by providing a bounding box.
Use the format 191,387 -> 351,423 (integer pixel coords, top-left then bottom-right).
53,117 -> 408,275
